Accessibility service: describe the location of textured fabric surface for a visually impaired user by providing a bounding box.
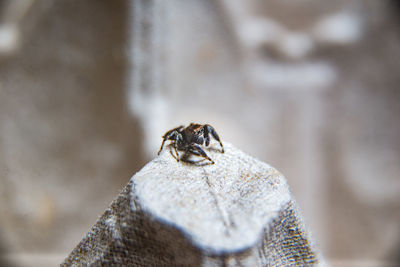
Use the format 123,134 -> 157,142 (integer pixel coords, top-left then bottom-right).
62,143 -> 322,266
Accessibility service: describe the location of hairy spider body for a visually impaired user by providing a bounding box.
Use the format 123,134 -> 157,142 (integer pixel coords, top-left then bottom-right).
158,123 -> 224,164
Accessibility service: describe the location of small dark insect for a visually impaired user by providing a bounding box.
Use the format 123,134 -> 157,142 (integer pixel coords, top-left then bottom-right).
158,123 -> 224,164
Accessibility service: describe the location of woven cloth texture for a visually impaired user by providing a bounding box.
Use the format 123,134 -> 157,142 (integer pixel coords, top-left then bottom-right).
62,144 -> 321,266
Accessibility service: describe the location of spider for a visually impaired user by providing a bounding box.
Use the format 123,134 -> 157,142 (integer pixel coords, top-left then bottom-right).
157,123 -> 224,164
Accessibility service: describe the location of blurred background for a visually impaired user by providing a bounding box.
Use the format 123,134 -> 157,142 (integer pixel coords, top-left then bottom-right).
0,0 -> 399,266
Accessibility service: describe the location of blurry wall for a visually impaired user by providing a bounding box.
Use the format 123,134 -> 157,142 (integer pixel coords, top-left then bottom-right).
0,0 -> 144,265
0,0 -> 399,266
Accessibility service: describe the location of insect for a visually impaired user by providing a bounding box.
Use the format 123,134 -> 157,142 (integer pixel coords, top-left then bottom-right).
158,123 -> 224,164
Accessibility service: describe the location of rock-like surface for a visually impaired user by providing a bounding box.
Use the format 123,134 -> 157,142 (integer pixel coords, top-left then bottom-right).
62,143 -> 322,266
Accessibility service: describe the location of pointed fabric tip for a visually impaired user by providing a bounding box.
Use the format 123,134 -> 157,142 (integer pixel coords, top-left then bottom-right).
62,142 -> 323,266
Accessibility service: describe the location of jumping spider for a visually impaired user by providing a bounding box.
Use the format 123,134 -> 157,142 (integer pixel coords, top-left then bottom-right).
158,123 -> 224,164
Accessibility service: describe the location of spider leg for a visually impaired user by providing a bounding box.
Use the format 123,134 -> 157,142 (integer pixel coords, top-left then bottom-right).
203,127 -> 211,147
188,149 -> 201,156
158,127 -> 182,155
158,138 -> 168,155
173,140 -> 180,162
173,133 -> 184,162
167,125 -> 185,133
204,124 -> 224,153
190,143 -> 214,164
